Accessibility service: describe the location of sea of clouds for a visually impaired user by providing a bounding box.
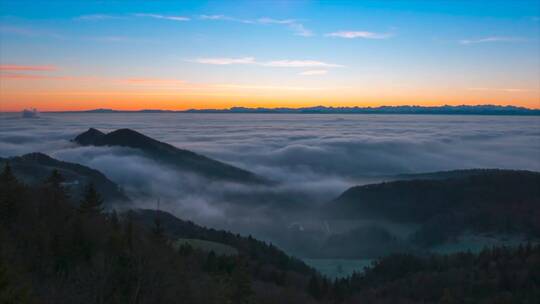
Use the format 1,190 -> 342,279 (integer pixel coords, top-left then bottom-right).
1,112 -> 539,240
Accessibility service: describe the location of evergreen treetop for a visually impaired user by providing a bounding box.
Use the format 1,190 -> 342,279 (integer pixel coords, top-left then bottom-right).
79,183 -> 104,215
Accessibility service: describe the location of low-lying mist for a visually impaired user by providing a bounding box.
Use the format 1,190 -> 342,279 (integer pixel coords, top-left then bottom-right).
1,112 -> 539,257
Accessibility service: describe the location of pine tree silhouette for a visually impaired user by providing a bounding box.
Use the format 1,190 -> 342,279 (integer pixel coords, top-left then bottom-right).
307,275 -> 322,300
0,163 -> 20,224
0,163 -> 17,184
152,198 -> 165,241
109,209 -> 120,231
79,183 -> 103,215
43,169 -> 69,206
46,169 -> 64,188
230,258 -> 253,304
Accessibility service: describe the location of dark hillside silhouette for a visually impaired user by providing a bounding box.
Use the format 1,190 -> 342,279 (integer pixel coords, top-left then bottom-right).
131,209 -> 314,276
0,152 -> 130,206
325,169 -> 540,245
73,128 -> 268,184
1,165 -> 539,303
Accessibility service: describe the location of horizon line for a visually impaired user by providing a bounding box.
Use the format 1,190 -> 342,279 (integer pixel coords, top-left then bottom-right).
3,104 -> 540,114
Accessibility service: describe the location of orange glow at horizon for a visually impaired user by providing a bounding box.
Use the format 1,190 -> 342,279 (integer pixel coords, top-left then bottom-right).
1,73 -> 539,111
1,91 -> 539,112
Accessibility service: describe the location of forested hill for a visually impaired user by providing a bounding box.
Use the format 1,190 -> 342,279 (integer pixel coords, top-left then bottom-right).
73,128 -> 268,184
323,169 -> 540,246
1,164 -> 540,303
0,152 -> 130,205
391,168 -> 531,181
0,164 -> 318,303
325,169 -> 540,222
331,244 -> 540,303
130,209 -> 314,276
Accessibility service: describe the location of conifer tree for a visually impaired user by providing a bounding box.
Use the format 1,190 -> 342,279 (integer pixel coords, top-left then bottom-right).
46,169 -> 64,189
307,275 -> 322,300
0,163 -> 17,185
79,183 -> 103,215
43,169 -> 69,207
124,210 -> 134,252
204,251 -> 218,273
0,163 -> 20,224
230,258 -> 253,304
0,254 -> 31,304
152,199 -> 165,242
109,209 -> 120,231
152,214 -> 165,241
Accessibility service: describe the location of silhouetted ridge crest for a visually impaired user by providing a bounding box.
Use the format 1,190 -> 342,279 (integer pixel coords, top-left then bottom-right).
0,152 -> 130,205
73,128 -> 268,184
19,152 -> 54,162
73,128 -> 105,145
96,128 -> 184,152
323,169 -> 540,246
327,169 -> 540,222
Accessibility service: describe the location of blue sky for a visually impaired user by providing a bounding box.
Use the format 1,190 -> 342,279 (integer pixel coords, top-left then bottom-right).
0,0 -> 539,110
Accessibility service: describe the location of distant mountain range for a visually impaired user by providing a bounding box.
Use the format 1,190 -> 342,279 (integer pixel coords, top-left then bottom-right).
60,105 -> 540,115
73,128 -> 268,184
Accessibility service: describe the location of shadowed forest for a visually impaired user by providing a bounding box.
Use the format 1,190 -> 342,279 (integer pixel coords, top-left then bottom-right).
2,164 -> 540,303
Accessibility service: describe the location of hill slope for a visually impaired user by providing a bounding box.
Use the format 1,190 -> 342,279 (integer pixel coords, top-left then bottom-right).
323,169 -> 540,245
73,128 -> 267,184
0,152 -> 130,205
0,166 -> 317,304
130,208 -> 314,276
2,163 -> 539,303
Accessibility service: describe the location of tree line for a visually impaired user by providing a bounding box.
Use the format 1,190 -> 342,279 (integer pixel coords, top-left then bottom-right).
1,163 -> 539,303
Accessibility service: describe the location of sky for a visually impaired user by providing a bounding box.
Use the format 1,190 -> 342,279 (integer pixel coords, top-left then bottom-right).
0,0 -> 539,111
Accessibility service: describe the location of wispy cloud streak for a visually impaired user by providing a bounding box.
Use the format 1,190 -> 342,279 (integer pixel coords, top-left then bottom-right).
215,84 -> 328,91
257,18 -> 295,24
0,72 -> 93,81
459,37 -> 525,45
75,13 -> 189,22
0,70 -> 339,92
0,25 -> 64,39
326,31 -> 392,39
199,15 -> 313,36
75,14 -> 124,21
200,15 -> 254,23
193,57 -> 256,65
299,70 -> 328,76
262,60 -> 342,68
288,23 -> 313,37
133,14 -> 190,21
193,57 -> 343,68
0,65 -> 57,71
467,87 -> 531,92
117,78 -> 187,86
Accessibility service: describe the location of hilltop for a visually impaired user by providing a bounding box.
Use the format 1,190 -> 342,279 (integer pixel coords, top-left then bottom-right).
0,152 -> 130,205
72,128 -> 268,184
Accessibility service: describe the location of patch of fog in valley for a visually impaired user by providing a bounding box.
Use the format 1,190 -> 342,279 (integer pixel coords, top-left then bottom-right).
1,112 -> 539,261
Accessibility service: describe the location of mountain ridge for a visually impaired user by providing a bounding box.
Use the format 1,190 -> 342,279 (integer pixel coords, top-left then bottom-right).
44,104 -> 540,115
322,169 -> 540,246
0,152 -> 130,205
73,128 -> 268,184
